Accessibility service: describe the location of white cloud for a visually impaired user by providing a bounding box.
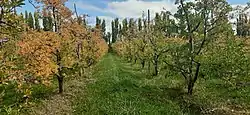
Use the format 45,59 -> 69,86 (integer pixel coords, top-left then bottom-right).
74,1 -> 105,13
74,0 -> 178,32
75,0 -> 177,19
75,0 -> 247,34
106,0 -> 178,18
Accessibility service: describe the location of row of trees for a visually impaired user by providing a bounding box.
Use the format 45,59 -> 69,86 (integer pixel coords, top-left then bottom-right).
113,0 -> 250,95
95,2 -> 250,45
236,12 -> 250,36
0,0 -> 108,100
20,11 -> 40,30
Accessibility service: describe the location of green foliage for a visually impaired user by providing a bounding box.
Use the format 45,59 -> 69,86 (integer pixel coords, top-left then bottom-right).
201,37 -> 250,86
25,11 -> 28,23
0,0 -> 25,34
113,0 -> 236,96
111,18 -> 119,43
27,12 -> 34,29
96,16 -> 101,27
2,0 -> 250,114
43,14 -> 53,31
34,12 -> 40,30
235,4 -> 250,36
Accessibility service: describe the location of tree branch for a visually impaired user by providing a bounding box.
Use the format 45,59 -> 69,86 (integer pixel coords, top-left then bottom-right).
28,0 -> 37,9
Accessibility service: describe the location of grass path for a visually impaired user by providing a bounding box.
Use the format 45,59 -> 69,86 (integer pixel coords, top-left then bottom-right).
72,54 -> 183,115
2,53 -> 250,115
21,53 -> 250,115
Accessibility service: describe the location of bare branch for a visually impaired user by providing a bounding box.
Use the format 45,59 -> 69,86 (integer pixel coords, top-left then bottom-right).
28,0 -> 37,9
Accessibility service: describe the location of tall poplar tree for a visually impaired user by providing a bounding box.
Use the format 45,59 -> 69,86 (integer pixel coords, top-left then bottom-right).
28,12 -> 34,28
43,12 -> 53,31
122,18 -> 128,36
96,16 -> 101,28
114,18 -> 119,41
101,19 -> 108,42
34,12 -> 40,30
111,21 -> 116,43
25,10 -> 28,23
138,18 -> 142,31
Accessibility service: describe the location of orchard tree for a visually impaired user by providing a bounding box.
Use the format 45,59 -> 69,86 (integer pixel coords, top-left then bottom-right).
164,0 -> 232,95
0,0 -> 24,34
61,20 -> 108,78
0,0 -> 25,90
19,0 -> 73,94
32,0 -> 72,32
18,30 -> 75,93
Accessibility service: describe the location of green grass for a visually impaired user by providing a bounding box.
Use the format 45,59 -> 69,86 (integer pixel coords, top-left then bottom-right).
73,54 -> 197,115
1,53 -> 250,115
73,54 -> 250,115
0,83 -> 55,115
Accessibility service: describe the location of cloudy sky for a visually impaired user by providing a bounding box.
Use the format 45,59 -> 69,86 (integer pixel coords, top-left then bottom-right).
21,0 -> 249,31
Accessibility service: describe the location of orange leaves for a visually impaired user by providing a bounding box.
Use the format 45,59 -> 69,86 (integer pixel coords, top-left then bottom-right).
17,25 -> 108,86
36,0 -> 72,20
113,41 -> 126,56
60,22 -> 88,40
90,29 -> 109,60
18,31 -> 60,84
60,22 -> 108,68
36,0 -> 68,7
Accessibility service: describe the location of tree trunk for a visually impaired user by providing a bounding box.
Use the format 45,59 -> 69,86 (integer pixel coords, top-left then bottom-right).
108,44 -> 112,52
57,75 -> 64,94
187,80 -> 194,95
187,63 -> 200,95
153,61 -> 158,76
153,55 -> 159,76
141,60 -> 145,68
134,58 -> 137,64
148,61 -> 151,73
56,49 -> 63,94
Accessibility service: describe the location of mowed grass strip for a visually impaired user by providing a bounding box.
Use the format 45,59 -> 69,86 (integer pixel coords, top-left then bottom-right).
73,54 -> 182,115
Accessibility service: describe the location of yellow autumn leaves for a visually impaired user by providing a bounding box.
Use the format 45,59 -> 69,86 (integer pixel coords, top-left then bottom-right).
18,31 -> 60,84
17,23 -> 108,87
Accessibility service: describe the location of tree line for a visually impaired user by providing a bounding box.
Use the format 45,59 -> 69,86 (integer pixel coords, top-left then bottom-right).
111,0 -> 250,95
0,0 -> 108,102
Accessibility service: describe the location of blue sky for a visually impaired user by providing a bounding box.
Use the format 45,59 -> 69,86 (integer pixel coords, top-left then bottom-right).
20,0 -> 249,31
21,0 -> 248,13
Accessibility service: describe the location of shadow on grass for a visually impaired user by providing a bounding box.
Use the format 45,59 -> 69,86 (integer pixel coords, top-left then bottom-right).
0,83 -> 57,114
103,77 -> 203,115
114,60 -> 204,114
140,85 -> 204,115
75,55 -> 207,115
30,84 -> 57,101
